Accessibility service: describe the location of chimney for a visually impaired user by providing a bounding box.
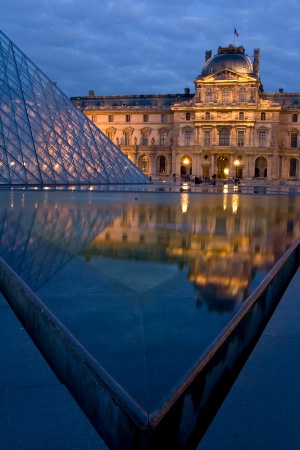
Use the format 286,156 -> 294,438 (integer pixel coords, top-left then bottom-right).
253,49 -> 260,76
184,88 -> 190,95
205,50 -> 212,62
88,90 -> 95,97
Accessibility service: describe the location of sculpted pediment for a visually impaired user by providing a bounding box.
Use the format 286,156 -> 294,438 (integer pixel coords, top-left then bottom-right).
201,70 -> 257,83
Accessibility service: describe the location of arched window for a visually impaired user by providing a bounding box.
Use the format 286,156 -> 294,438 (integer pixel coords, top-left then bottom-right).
222,88 -> 230,103
138,155 -> 149,173
156,155 -> 166,173
239,88 -> 246,102
219,128 -> 230,146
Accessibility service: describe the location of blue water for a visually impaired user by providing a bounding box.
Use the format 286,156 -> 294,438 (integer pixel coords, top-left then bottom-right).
1,189 -> 299,411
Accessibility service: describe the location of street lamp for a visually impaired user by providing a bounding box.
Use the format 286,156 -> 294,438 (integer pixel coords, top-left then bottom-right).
183,157 -> 190,180
234,159 -> 240,178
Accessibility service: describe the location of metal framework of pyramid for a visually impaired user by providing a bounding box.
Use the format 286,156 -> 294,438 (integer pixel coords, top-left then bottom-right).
0,30 -> 150,185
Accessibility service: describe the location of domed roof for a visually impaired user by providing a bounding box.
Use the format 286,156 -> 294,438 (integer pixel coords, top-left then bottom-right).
201,45 -> 254,77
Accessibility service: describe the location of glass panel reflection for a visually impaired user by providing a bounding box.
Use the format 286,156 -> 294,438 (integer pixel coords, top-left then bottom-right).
1,190 -> 300,412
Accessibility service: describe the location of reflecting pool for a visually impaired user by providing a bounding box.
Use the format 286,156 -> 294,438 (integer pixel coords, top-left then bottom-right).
1,189 -> 300,412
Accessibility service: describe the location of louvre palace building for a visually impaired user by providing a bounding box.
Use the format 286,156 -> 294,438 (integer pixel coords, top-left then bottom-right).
71,44 -> 300,181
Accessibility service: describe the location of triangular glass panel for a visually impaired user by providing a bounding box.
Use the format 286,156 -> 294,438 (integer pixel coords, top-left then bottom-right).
0,29 -> 150,185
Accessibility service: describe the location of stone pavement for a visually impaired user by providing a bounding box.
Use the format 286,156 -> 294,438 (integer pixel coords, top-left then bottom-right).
198,267 -> 300,450
1,267 -> 299,449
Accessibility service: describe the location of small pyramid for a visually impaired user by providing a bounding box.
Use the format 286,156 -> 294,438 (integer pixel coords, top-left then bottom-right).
0,30 -> 150,185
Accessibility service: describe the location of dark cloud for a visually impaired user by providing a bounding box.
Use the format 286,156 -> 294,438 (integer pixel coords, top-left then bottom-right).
1,0 -> 300,97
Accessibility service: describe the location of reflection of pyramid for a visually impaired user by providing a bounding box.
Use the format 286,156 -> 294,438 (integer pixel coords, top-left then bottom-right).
0,30 -> 149,185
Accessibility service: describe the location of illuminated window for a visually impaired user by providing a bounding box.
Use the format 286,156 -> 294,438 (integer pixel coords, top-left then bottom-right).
139,155 -> 149,172
291,133 -> 298,148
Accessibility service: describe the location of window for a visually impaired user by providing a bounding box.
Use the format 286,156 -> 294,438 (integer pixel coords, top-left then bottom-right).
158,155 -> 166,173
205,88 -> 213,102
261,112 -> 266,120
289,159 -> 297,177
222,87 -> 230,104
204,130 -> 211,146
186,112 -> 191,121
108,115 -> 114,122
239,112 -> 244,120
239,88 -> 246,102
139,155 -> 149,172
291,133 -> 298,148
161,114 -> 167,123
160,132 -> 167,146
142,132 -> 148,146
205,112 -> 210,120
107,131 -> 113,141
219,128 -> 230,146
292,114 -> 298,123
237,130 -> 245,146
92,115 -> 97,123
126,114 -> 131,122
124,131 -> 131,145
143,114 -> 149,122
184,130 -> 191,146
259,130 -> 266,146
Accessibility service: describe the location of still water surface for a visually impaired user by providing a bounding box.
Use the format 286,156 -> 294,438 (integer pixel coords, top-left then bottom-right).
1,189 -> 300,411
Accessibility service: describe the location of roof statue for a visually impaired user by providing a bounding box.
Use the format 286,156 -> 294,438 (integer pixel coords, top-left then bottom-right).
0,30 -> 150,185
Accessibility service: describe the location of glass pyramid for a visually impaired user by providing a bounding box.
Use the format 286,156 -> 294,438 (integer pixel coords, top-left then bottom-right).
0,30 -> 150,185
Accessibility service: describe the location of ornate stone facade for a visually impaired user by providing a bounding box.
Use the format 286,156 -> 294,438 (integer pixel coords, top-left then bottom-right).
71,45 -> 300,181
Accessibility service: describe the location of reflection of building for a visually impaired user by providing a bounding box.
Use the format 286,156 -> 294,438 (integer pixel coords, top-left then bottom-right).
81,195 -> 300,310
71,44 -> 300,181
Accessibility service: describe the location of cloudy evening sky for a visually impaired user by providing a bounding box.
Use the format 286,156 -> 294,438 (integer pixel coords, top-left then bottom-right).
0,0 -> 299,98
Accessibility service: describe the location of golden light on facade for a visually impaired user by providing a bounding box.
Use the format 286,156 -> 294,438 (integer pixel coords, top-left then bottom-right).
224,168 -> 229,178
234,159 -> 240,177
